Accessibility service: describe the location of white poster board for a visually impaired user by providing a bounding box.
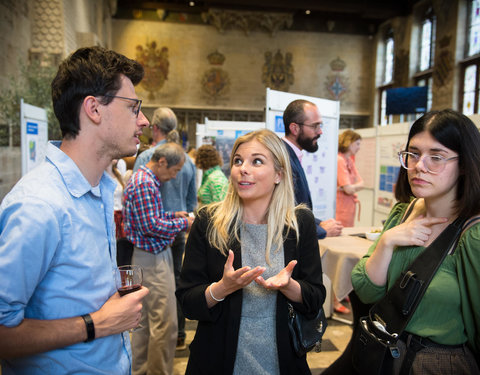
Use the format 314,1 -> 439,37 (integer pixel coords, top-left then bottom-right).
374,122 -> 410,215
265,88 -> 340,220
20,99 -> 48,176
196,119 -> 265,178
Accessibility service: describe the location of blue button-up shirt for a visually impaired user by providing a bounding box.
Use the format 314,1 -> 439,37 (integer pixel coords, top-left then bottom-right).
0,142 -> 131,374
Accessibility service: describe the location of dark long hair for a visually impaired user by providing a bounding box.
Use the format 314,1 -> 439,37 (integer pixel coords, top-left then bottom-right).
395,109 -> 480,219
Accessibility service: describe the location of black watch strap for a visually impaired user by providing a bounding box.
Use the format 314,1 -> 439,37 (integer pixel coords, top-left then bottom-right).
81,314 -> 95,342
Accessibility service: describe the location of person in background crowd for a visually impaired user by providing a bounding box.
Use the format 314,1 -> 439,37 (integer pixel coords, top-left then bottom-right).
0,46 -> 149,374
187,146 -> 197,164
352,109 -> 480,374
124,143 -> 195,375
336,129 -> 364,228
166,129 -> 180,144
106,159 -> 134,266
282,99 -> 347,315
133,107 -> 197,351
177,129 -> 325,374
282,99 -> 343,239
195,144 -> 228,205
133,107 -> 177,173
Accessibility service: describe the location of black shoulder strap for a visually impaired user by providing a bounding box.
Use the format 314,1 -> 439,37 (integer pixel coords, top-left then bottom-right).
370,216 -> 467,336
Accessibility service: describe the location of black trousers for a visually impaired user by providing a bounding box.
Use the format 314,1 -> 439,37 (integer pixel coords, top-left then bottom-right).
322,290 -> 372,375
116,237 -> 134,267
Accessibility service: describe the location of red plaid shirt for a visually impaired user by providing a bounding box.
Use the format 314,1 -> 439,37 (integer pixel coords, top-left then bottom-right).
123,166 -> 188,253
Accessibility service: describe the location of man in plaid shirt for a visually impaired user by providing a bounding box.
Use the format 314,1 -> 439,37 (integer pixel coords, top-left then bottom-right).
124,142 -> 194,375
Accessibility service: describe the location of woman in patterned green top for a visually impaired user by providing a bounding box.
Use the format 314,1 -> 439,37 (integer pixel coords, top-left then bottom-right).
352,110 -> 480,375
195,145 -> 228,205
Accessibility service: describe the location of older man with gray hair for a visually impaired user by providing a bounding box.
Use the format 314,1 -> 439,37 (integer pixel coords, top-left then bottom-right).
133,107 -> 196,350
133,107 -> 177,171
124,142 -> 195,375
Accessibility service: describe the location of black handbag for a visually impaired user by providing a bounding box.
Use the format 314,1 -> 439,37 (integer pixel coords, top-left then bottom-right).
352,215 -> 467,375
287,302 -> 328,357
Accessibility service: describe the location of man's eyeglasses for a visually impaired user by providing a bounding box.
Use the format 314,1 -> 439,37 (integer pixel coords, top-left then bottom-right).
398,151 -> 459,174
103,94 -> 142,117
296,122 -> 323,132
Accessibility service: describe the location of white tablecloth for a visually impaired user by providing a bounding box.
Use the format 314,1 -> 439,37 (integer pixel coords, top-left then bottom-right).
319,227 -> 377,301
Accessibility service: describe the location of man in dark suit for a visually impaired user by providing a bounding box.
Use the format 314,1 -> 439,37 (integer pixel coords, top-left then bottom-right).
282,99 -> 343,239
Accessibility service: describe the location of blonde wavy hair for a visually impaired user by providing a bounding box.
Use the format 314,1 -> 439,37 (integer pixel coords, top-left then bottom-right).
205,129 -> 304,264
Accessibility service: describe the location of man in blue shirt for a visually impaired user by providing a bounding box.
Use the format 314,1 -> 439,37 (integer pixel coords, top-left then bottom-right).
282,99 -> 343,239
0,46 -> 149,374
133,107 -> 197,350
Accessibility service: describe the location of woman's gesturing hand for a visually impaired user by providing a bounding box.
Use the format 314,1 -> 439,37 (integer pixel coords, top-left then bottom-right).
219,250 -> 266,296
255,260 -> 297,290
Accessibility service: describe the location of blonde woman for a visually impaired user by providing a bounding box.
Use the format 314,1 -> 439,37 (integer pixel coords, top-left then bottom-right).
177,129 -> 325,374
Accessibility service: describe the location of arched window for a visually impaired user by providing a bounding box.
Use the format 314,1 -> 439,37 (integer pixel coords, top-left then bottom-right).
414,6 -> 435,113
384,31 -> 394,84
468,0 -> 480,56
379,28 -> 394,125
461,0 -> 480,114
419,8 -> 436,71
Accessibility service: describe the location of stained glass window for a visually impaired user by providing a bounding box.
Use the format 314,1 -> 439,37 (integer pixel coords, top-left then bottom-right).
378,29 -> 394,125
420,21 -> 432,70
468,0 -> 480,56
384,36 -> 394,83
461,1 -> 480,114
415,7 -> 435,114
419,9 -> 436,72
463,65 -> 477,115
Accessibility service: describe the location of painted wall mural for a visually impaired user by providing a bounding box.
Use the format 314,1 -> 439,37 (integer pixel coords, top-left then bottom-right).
135,41 -> 169,100
113,19 -> 372,113
324,57 -> 349,101
262,50 -> 294,91
201,50 -> 230,102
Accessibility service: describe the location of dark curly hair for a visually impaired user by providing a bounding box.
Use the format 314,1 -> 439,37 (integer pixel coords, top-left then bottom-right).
195,145 -> 223,170
51,46 -> 144,139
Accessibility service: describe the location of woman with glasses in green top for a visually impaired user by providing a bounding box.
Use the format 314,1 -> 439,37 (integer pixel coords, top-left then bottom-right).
351,109 -> 480,375
195,144 -> 228,205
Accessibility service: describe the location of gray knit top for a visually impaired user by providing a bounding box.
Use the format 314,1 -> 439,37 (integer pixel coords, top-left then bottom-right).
233,223 -> 284,375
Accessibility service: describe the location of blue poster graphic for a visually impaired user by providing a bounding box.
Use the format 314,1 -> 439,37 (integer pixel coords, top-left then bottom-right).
274,115 -> 285,133
27,122 -> 38,135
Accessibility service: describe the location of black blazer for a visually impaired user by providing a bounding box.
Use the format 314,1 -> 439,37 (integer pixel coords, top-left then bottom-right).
283,140 -> 313,209
176,207 -> 326,375
283,140 -> 327,239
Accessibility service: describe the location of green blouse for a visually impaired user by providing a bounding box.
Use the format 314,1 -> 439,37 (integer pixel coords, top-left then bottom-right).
198,165 -> 228,205
351,202 -> 480,356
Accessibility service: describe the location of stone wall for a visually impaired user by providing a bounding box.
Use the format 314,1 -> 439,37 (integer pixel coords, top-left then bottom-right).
112,19 -> 374,118
0,147 -> 21,203
0,0 -> 31,90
